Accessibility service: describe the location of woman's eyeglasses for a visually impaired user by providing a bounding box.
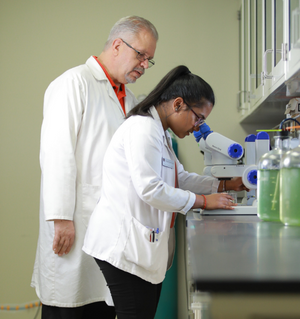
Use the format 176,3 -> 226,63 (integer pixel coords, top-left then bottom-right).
185,102 -> 205,127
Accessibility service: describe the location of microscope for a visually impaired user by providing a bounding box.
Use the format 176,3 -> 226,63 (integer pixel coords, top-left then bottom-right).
193,124 -> 270,215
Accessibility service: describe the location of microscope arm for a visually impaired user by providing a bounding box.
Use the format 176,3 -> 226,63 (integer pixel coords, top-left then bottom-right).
210,164 -> 257,190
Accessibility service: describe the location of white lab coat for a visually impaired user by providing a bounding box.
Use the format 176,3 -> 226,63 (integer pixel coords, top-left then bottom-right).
83,107 -> 219,284
31,56 -> 137,307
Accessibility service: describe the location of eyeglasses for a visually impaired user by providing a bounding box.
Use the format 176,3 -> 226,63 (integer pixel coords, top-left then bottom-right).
185,102 -> 205,127
121,39 -> 155,68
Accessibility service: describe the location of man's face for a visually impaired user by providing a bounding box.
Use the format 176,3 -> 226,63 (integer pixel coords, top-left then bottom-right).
117,30 -> 157,84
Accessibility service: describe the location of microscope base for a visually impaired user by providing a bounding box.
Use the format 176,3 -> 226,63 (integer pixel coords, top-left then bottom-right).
194,206 -> 257,216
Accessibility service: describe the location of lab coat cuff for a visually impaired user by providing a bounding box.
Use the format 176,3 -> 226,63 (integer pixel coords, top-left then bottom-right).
44,214 -> 74,222
182,192 -> 196,214
212,179 -> 220,193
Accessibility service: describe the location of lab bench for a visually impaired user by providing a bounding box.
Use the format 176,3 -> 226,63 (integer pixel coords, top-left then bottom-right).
185,211 -> 300,319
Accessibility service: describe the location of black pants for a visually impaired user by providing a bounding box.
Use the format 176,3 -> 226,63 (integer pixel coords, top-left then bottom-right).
41,301 -> 116,319
95,259 -> 163,319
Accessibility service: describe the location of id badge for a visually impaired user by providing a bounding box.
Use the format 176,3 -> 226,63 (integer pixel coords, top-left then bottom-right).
162,157 -> 174,169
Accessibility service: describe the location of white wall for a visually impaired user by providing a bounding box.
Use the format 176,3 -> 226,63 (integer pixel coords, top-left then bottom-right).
0,1 -> 244,318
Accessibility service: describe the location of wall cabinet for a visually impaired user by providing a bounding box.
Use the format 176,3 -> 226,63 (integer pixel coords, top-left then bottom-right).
238,0 -> 300,127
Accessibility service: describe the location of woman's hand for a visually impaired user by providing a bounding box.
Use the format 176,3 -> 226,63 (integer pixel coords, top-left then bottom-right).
226,177 -> 250,192
193,193 -> 237,210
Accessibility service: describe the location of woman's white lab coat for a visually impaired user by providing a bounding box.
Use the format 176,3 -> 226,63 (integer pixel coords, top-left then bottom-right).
83,107 -> 219,284
31,56 -> 137,307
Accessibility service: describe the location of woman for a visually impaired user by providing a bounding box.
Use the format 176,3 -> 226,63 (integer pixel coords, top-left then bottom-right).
83,65 -> 248,319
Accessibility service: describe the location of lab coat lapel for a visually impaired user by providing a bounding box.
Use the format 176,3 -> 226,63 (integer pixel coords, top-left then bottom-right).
150,106 -> 177,163
124,87 -> 136,114
151,108 -> 178,229
86,56 -> 125,116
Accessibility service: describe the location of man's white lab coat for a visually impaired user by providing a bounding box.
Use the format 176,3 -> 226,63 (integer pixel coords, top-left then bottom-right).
31,56 -> 137,307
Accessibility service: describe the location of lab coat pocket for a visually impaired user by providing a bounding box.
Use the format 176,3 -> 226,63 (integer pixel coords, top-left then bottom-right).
81,184 -> 101,227
123,217 -> 168,273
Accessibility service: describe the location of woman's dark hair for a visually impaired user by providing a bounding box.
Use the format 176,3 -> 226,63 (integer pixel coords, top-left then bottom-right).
126,65 -> 215,118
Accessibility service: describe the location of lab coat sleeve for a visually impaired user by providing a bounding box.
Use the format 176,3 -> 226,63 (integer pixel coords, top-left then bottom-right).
124,119 -> 195,214
176,158 -> 220,194
40,74 -> 84,221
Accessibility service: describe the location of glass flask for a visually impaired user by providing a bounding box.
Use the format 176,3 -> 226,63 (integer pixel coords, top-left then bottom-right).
257,134 -> 291,222
280,136 -> 300,226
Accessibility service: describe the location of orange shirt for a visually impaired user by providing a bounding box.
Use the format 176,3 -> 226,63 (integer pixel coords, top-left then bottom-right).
93,56 -> 126,115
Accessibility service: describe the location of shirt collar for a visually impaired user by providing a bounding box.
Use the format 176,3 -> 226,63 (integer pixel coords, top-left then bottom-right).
92,56 -> 126,95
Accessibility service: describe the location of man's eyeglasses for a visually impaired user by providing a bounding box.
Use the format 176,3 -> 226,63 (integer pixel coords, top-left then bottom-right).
121,39 -> 155,68
185,102 -> 205,127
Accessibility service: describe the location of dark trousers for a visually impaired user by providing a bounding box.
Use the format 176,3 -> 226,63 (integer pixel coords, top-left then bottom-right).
95,259 -> 163,319
41,301 -> 116,319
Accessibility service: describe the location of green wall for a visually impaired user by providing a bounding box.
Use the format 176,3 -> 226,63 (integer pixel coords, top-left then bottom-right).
0,1 -> 243,318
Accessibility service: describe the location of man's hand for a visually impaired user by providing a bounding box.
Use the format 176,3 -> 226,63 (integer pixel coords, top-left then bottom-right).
53,220 -> 75,257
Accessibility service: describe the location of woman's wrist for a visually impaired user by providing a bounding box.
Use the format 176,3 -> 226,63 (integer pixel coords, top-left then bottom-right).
200,194 -> 207,209
218,180 -> 227,192
225,179 -> 233,191
192,194 -> 206,209
223,180 -> 226,192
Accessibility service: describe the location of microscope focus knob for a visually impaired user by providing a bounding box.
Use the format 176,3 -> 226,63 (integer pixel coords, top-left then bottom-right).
242,165 -> 258,189
247,170 -> 257,186
227,143 -> 243,159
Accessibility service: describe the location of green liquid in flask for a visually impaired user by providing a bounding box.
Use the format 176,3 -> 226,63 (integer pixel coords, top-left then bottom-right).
257,169 -> 281,222
280,167 -> 300,226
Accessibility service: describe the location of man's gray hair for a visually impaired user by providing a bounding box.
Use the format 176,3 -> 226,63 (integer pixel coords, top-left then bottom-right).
104,16 -> 158,50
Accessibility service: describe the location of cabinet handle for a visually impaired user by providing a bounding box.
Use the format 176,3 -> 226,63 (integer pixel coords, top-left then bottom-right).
263,44 -> 288,80
237,91 -> 250,111
263,49 -> 275,79
282,43 -> 288,61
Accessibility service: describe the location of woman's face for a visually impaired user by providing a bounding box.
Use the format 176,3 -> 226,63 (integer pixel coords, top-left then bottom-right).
170,99 -> 213,139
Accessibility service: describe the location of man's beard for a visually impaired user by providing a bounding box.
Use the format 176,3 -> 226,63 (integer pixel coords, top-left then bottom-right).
125,67 -> 145,83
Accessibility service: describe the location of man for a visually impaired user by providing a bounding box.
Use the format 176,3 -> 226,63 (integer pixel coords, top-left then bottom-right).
31,16 -> 158,319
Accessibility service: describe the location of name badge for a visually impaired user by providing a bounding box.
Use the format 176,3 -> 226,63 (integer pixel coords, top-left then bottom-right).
162,157 -> 174,169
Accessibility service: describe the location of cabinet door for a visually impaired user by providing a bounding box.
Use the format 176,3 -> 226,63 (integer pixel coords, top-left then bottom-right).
290,0 -> 300,50
238,0 -> 299,125
286,0 -> 300,89
238,0 -> 264,112
254,0 -> 264,104
239,0 -> 250,114
263,0 -> 286,94
249,0 -> 264,108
